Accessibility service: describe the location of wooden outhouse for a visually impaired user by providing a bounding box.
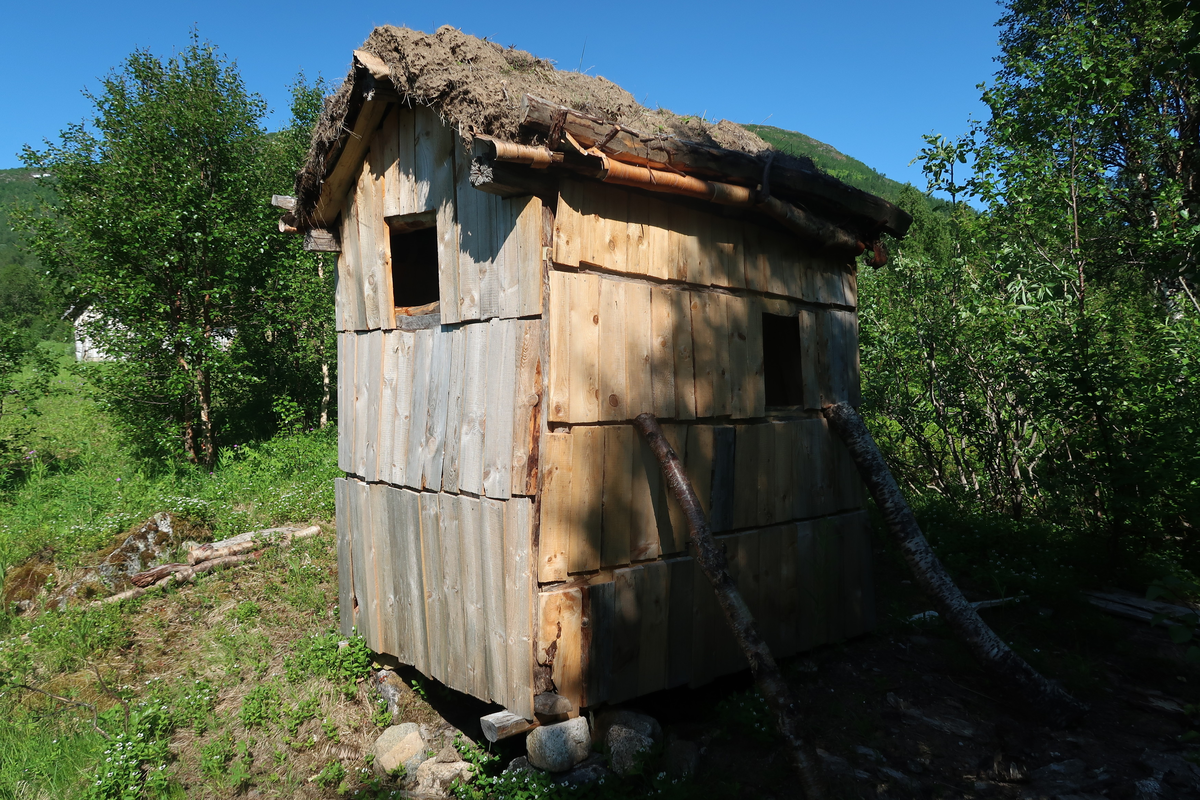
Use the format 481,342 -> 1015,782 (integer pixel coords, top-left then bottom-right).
285,27 -> 912,724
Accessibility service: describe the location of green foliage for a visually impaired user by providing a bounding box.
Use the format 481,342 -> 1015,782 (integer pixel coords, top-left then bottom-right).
283,630 -> 373,694
715,687 -> 775,743
1148,576 -> 1200,662
239,682 -> 282,728
313,760 -> 346,789
16,37 -> 333,466
229,600 -> 261,624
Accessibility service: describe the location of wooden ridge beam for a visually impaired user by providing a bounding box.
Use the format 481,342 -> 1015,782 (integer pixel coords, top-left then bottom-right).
520,94 -> 911,239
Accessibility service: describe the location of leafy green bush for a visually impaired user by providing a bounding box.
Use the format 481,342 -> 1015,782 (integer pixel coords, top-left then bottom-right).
239,683 -> 282,729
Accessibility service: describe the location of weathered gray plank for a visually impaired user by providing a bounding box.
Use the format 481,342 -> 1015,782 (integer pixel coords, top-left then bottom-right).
389,332 -> 416,486
353,333 -> 371,478
610,565 -> 644,703
504,498 -> 535,719
709,425 -> 736,533
459,494 -> 488,698
403,330 -> 435,487
482,318 -> 518,498
422,329 -> 453,490
371,483 -> 399,658
363,331 -> 383,482
335,478 -> 353,636
439,493 -> 469,693
337,333 -> 354,473
481,498 -> 509,703
441,328 -> 467,493
510,320 -> 541,496
458,322 -> 490,494
419,491 -> 446,683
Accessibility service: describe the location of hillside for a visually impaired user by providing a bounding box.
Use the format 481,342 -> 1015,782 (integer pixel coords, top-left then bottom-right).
0,167 -> 65,338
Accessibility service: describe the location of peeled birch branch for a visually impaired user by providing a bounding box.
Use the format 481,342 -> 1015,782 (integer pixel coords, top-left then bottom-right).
633,413 -> 827,800
821,401 -> 1086,725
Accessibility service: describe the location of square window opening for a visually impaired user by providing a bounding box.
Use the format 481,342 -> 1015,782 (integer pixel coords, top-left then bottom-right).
390,226 -> 440,310
762,312 -> 805,407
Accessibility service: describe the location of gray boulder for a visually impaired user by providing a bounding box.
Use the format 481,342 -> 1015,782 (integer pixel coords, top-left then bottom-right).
526,717 -> 591,773
607,724 -> 654,777
413,758 -> 474,797
594,708 -> 662,744
552,753 -> 611,786
372,722 -> 426,778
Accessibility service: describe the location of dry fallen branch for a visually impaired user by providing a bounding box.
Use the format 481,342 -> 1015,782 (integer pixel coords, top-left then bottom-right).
633,413 -> 827,800
822,401 -> 1087,725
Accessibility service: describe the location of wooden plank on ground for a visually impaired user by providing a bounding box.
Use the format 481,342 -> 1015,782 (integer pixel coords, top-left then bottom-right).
638,559 -> 669,696
601,425 -> 634,567
418,491 -> 445,684
481,499 -> 509,702
511,320 -> 542,496
709,425 -> 736,533
389,331 -> 416,487
439,494 -> 469,693
568,273 -> 602,423
422,329 -> 452,490
336,478 -> 353,636
665,557 -> 694,688
599,277 -> 628,421
337,334 -> 353,472
650,286 -> 676,419
504,499 -> 535,719
405,329 -> 434,487
610,565 -> 644,703
370,483 -> 399,659
586,580 -> 615,707
537,432 -> 572,583
459,494 -> 488,698
567,426 -> 603,574
353,333 -> 371,478
548,270 -> 571,423
624,282 -> 653,418
458,322 -> 489,494
440,328 -> 466,492
672,289 -> 697,420
483,318 -> 518,498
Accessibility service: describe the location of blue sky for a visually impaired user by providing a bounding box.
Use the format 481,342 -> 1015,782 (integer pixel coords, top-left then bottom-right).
0,0 -> 1004,192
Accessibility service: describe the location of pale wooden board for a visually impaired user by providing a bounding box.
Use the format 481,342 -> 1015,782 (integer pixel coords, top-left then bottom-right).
335,478 -> 353,636
381,108 -> 405,218
547,270 -> 571,422
389,331 -> 416,487
337,334 -> 353,473
350,478 -> 377,649
353,333 -> 371,478
710,215 -> 746,290
378,332 -> 400,481
458,322 -> 490,495
422,329 -> 453,491
600,184 -> 629,274
725,294 -> 751,418
637,559 -> 669,696
511,320 -> 542,496
624,282 -> 653,418
732,424 -> 758,529
742,221 -> 770,294
355,158 -> 383,330
482,318 -> 518,498
755,423 -> 776,526
758,525 -> 783,652
390,488 -> 417,668
710,293 -> 732,417
367,127 -> 397,331
709,425 -> 736,533
567,426 -> 603,574
798,309 -> 821,411
630,432 -> 662,562
553,182 -> 584,268
347,479 -> 367,639
405,329 -> 435,488
815,309 -> 835,407
610,565 -> 644,703
370,483 -> 399,659
665,556 -> 694,689
338,193 -> 367,331
363,331 -> 383,482
660,424 -> 690,555
454,151 -> 483,321
826,309 -> 849,404
434,118 -> 461,325
395,107 -> 417,216
781,237 -> 804,301
504,498 -> 535,719
691,293 -> 716,418
419,491 -> 447,685
645,195 -> 671,280
666,203 -> 696,283
497,198 -> 522,318
552,588 -> 585,711
650,286 -> 677,419
598,277 -> 628,421
600,424 -> 634,567
439,493 -> 469,693
415,106 -> 453,213
795,521 -> 820,650
773,421 -> 795,523
481,499 -> 509,703
478,192 -> 501,320
746,295 -> 766,417
441,328 -> 467,492
671,289 -> 697,420
536,432 -> 572,583
778,522 -> 800,654
459,494 -> 489,698
687,208 -> 715,287
684,425 -> 715,520
568,273 -> 602,423
516,197 -> 545,318
626,191 -> 650,277
586,580 -> 615,707
402,489 -> 431,676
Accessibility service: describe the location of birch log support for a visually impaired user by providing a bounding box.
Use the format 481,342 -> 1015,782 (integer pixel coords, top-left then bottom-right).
633,412 -> 826,800
821,401 -> 1087,725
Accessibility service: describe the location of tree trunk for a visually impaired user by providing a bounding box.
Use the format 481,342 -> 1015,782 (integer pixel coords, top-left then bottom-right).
196,366 -> 215,470
822,402 -> 1087,725
633,413 -> 827,800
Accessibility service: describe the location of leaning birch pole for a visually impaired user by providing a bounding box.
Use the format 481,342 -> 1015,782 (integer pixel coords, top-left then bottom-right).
633,413 -> 826,800
822,401 -> 1087,725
